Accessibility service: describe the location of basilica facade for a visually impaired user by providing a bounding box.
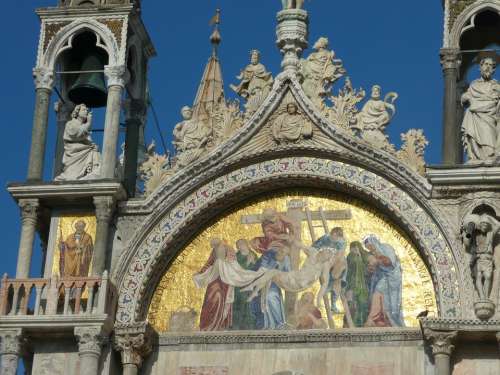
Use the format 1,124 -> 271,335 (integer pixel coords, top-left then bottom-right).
1,1 -> 500,375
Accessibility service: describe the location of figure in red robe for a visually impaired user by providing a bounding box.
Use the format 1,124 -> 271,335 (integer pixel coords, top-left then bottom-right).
250,208 -> 294,254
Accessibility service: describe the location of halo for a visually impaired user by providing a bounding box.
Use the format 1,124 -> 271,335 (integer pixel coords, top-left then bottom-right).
72,217 -> 91,231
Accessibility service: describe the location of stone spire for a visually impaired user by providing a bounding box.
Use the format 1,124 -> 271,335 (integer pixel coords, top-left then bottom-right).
192,9 -> 225,122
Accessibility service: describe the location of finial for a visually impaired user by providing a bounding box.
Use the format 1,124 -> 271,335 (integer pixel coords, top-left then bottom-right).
209,9 -> 222,56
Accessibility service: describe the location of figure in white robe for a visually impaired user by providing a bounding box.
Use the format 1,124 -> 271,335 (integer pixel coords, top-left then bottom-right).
55,104 -> 101,181
461,57 -> 500,162
272,103 -> 312,144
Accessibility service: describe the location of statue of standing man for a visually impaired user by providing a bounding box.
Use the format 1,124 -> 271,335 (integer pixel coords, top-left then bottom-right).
461,57 -> 500,163
281,0 -> 305,9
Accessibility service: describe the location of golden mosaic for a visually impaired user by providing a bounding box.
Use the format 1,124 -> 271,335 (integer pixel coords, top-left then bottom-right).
148,191 -> 436,332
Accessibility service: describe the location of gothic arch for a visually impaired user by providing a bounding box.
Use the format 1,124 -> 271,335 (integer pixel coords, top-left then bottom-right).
114,156 -> 466,325
449,0 -> 500,49
41,18 -> 121,70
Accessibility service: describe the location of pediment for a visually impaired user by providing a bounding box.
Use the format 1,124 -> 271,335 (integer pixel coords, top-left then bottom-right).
129,72 -> 431,214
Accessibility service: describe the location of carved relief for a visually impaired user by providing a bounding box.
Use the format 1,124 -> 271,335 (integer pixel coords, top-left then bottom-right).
327,78 -> 365,130
272,102 -> 312,144
396,130 -> 429,175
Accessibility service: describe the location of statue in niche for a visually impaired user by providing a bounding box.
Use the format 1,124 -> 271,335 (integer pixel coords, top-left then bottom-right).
461,213 -> 500,302
59,220 -> 93,277
230,50 -> 273,115
300,37 -> 346,109
272,102 -> 312,144
461,57 -> 500,163
355,85 -> 398,152
281,0 -> 305,9
173,106 -> 211,168
55,104 -> 101,181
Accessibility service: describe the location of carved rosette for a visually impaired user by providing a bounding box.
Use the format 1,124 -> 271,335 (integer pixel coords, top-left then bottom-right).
104,65 -> 127,88
19,199 -> 40,226
424,329 -> 457,357
33,67 -> 55,90
114,323 -> 153,368
74,327 -> 106,357
94,196 -> 116,224
276,9 -> 309,71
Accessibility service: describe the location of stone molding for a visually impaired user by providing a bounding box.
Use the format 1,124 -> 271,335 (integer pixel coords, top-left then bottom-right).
423,329 -> 457,356
74,326 -> 106,357
94,196 -> 116,223
158,328 -> 422,347
32,67 -> 55,90
114,322 -> 153,368
104,65 -> 127,88
18,199 -> 40,226
0,329 -> 24,355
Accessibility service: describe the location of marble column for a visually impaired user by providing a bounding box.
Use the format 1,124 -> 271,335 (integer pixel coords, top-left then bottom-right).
16,199 -> 40,278
92,197 -> 115,276
114,323 -> 153,375
0,329 -> 23,375
27,68 -> 55,181
424,329 -> 457,375
123,99 -> 147,197
101,65 -> 127,179
440,48 -> 462,165
74,327 -> 105,375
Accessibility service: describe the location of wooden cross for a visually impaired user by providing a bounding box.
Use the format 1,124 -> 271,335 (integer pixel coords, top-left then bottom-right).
240,199 -> 352,325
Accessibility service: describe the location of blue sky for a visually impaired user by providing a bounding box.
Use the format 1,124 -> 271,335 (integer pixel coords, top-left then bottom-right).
0,0 -> 447,278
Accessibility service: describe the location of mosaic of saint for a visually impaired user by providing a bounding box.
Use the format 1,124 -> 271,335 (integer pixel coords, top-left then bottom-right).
148,191 -> 436,332
52,214 -> 96,277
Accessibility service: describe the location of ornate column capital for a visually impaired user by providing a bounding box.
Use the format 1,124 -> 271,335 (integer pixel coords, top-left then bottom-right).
93,196 -> 116,224
33,67 -> 55,90
74,326 -> 106,357
424,329 -> 457,356
0,329 -> 24,355
19,199 -> 40,226
440,48 -> 461,71
104,65 -> 127,89
114,322 -> 154,368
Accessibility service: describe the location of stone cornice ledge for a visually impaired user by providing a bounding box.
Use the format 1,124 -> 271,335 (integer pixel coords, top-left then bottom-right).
158,328 -> 422,346
426,166 -> 500,186
7,180 -> 127,206
421,318 -> 500,332
36,5 -> 135,19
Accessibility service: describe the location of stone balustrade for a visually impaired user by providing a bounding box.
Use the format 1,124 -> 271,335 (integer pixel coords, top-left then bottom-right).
0,271 -> 113,317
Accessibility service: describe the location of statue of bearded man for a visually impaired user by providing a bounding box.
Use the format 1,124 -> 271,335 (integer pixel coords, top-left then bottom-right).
461,57 -> 500,163
230,50 -> 273,100
300,37 -> 346,108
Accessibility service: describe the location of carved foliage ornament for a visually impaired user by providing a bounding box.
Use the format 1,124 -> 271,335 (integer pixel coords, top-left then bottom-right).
114,323 -> 153,367
74,327 -> 106,356
424,329 -> 457,356
19,199 -> 40,225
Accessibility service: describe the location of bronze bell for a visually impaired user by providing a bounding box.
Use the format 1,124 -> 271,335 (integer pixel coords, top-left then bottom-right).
68,48 -> 108,108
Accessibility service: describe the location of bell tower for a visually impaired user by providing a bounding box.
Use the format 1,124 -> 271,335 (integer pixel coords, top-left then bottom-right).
1,1 -> 155,373
440,0 -> 500,165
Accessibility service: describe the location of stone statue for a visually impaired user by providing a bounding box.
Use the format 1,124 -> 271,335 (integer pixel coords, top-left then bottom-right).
461,57 -> 500,163
55,104 -> 101,181
173,106 -> 211,168
281,0 -> 305,9
300,37 -> 346,109
272,102 -> 312,143
230,50 -> 273,114
461,213 -> 500,318
355,85 -> 398,151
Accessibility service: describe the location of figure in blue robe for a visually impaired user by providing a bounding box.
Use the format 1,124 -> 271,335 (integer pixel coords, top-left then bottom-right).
363,235 -> 405,327
250,249 -> 290,330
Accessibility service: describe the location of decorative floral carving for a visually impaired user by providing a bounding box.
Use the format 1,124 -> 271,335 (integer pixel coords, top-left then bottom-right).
423,329 -> 457,356
104,65 -> 127,88
74,327 -> 105,356
327,78 -> 365,130
33,67 -> 55,90
114,323 -> 153,368
139,147 -> 172,197
396,129 -> 429,176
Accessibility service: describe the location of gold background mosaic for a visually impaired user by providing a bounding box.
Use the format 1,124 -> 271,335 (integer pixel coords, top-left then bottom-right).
148,190 -> 437,332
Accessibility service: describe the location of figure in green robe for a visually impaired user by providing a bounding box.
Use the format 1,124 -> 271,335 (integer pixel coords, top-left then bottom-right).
345,241 -> 371,327
232,239 -> 258,330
